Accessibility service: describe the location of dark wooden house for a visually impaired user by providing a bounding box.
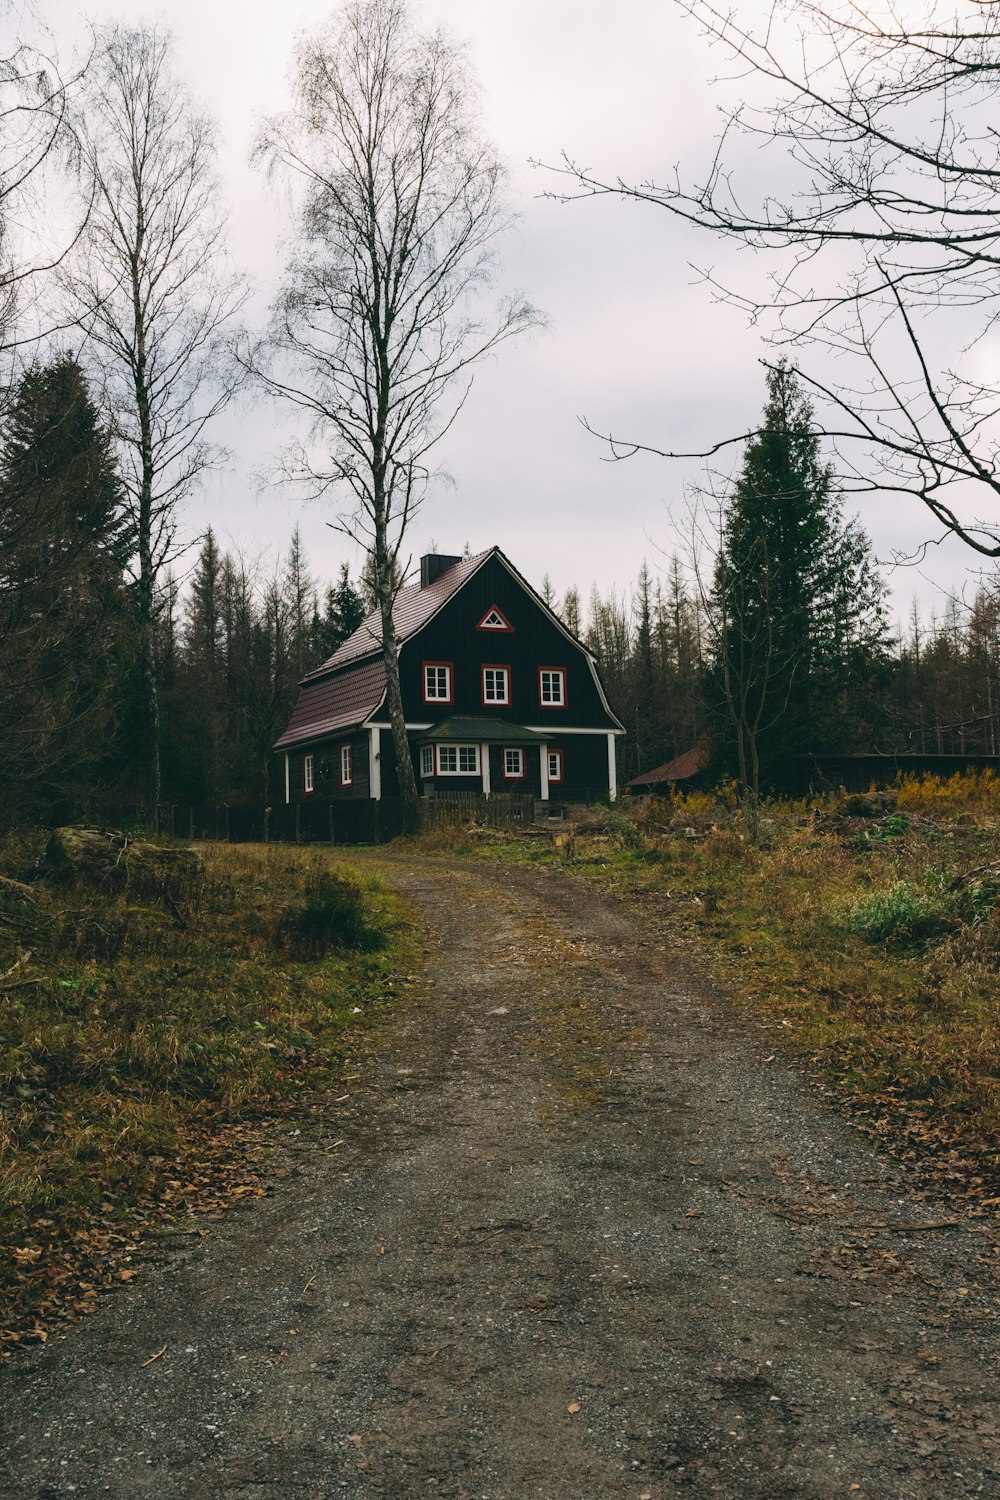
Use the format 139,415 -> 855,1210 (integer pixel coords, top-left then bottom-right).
275,548 -> 624,806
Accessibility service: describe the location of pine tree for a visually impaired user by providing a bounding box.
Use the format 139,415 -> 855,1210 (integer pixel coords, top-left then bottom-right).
710,362 -> 889,794
284,525 -> 315,683
562,586 -> 582,637
311,563 -> 366,664
0,356 -> 130,821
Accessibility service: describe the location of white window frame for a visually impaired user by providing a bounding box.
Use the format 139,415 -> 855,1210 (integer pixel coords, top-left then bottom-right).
303,753 -> 315,793
547,748 -> 564,784
420,745 -> 434,777
436,743 -> 480,775
482,665 -> 510,705
340,744 -> 353,786
503,747 -> 525,780
539,668 -> 567,707
423,662 -> 453,703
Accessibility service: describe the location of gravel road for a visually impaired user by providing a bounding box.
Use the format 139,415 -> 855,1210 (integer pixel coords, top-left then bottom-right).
2,855 -> 999,1499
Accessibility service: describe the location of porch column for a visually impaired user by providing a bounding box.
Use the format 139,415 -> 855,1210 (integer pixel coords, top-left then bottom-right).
369,725 -> 382,801
607,732 -> 618,802
540,742 -> 550,801
284,752 -> 290,805
481,742 -> 491,797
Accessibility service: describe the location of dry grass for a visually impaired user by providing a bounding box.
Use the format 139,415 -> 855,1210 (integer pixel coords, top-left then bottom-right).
0,837 -> 414,1342
454,776 -> 1000,1197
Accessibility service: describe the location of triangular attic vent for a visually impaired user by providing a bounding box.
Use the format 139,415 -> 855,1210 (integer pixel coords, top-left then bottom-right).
477,605 -> 513,632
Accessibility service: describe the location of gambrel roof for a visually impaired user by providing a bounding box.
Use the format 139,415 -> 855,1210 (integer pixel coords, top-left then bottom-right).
275,546 -> 624,751
303,549 -> 493,677
273,658 -> 387,750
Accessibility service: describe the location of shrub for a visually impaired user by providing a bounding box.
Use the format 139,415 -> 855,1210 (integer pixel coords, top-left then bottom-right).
897,770 -> 1000,817
845,871 -> 955,949
275,870 -> 386,956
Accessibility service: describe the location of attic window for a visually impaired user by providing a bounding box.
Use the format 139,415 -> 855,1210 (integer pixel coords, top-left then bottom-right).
477,605 -> 513,632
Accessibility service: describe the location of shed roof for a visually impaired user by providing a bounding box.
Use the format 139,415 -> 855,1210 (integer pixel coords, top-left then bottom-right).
273,658 -> 387,750
627,746 -> 709,789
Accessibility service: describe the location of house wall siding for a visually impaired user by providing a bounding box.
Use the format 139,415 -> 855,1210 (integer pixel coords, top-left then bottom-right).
286,730 -> 370,804
398,556 -> 617,733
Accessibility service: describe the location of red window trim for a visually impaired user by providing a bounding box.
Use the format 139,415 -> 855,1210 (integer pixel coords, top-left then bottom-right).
538,666 -> 568,709
502,747 -> 526,780
422,661 -> 454,706
340,743 -> 353,787
481,663 -> 511,707
547,747 -> 564,784
476,604 -> 514,632
303,752 -> 315,794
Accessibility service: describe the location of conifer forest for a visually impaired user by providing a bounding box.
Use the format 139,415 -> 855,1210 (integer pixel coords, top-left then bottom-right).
5,349 -> 1000,823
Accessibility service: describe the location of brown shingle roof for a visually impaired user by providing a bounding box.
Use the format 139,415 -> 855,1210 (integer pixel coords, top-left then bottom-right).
273,658 -> 387,750
304,549 -> 492,677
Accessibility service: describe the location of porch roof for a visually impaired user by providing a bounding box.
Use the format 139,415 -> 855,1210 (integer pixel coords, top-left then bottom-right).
417,717 -> 549,745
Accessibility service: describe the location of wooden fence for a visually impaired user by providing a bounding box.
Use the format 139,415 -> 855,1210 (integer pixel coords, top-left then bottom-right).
96,792 -> 536,843
99,798 -> 403,845
419,791 -> 535,830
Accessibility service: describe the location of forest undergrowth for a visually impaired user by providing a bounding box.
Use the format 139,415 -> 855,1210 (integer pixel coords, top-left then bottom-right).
0,838 -> 414,1351
456,772 -> 1000,1207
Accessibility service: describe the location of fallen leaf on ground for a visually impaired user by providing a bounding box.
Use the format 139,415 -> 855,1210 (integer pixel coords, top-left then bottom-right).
567,1401 -> 581,1414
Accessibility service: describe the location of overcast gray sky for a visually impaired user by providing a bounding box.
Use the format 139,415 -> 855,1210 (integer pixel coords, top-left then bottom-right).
58,0 -> 984,623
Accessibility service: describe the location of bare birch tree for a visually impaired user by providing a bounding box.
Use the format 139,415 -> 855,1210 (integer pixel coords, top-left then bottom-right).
62,24 -> 245,808
252,0 -> 538,830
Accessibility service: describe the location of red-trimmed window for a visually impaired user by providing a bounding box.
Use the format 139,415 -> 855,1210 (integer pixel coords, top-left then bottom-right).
437,744 -> 480,775
503,747 -> 525,780
477,605 -> 513,632
340,744 -> 353,786
303,753 -> 315,793
482,665 -> 510,706
420,745 -> 434,777
538,667 -> 567,708
423,662 -> 453,704
547,748 -> 564,784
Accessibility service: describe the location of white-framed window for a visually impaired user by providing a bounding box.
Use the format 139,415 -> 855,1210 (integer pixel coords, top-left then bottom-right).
437,743 -> 480,775
503,747 -> 525,780
303,753 -> 315,793
539,668 -> 567,707
547,748 -> 564,784
482,665 -> 510,705
420,745 -> 434,777
340,744 -> 353,786
423,662 -> 453,703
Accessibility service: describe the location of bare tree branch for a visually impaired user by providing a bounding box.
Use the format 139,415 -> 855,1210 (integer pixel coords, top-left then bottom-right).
548,0 -> 1000,554
246,0 -> 541,831
60,22 -> 247,806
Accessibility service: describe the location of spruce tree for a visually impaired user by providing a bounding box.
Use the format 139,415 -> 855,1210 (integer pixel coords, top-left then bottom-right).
311,563 -> 366,664
0,356 -> 130,821
711,362 -> 888,793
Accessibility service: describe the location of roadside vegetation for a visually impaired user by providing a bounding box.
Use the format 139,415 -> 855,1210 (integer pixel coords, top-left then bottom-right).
0,835 -> 413,1352
450,772 -> 1000,1201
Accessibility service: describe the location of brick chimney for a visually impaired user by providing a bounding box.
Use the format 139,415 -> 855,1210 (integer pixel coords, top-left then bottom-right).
420,553 -> 463,588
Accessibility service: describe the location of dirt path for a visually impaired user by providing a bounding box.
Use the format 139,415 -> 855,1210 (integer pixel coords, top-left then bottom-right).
3,857 -> 999,1499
